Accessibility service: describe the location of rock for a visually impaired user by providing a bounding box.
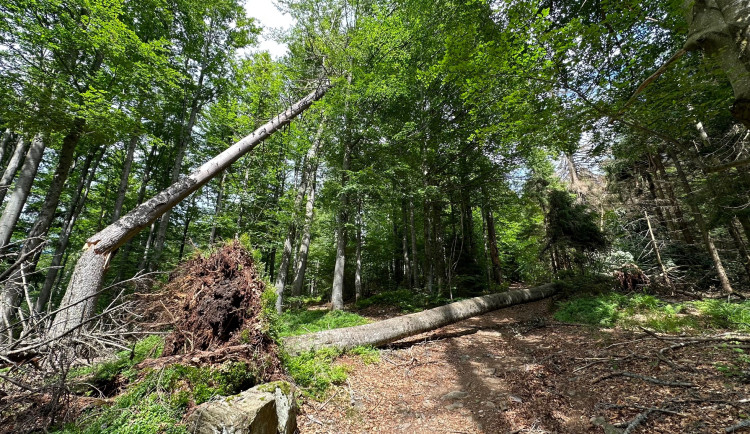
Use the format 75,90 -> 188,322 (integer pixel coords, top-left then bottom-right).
441,390 -> 469,400
590,415 -> 623,434
509,394 -> 523,403
444,402 -> 464,410
187,381 -> 297,434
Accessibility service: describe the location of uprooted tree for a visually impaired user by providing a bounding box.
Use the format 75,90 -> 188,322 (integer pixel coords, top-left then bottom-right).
46,82 -> 332,341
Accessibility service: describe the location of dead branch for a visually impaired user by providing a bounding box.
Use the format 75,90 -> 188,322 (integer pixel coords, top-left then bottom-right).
592,371 -> 695,387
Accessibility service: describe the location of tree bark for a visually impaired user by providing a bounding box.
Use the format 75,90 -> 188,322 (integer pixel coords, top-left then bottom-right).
48,85 -> 331,338
0,135 -> 44,247
0,135 -> 28,207
355,199 -> 363,301
331,140 -> 352,311
0,123 -> 82,326
409,197 -> 420,288
209,171 -> 226,246
291,163 -> 317,297
685,0 -> 750,127
401,199 -> 411,288
483,205 -> 503,285
284,283 -> 558,355
34,149 -> 104,313
645,211 -> 675,292
728,217 -> 750,280
111,135 -> 140,223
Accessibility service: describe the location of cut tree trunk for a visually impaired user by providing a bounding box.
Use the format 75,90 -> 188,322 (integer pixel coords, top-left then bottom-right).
283,283 -> 557,355
47,84 -> 331,339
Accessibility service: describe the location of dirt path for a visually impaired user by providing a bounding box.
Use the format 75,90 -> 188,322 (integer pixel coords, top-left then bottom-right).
297,298 -> 750,433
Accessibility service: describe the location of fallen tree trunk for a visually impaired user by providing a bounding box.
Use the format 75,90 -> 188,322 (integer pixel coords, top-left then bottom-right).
47,82 -> 332,340
283,283 -> 557,355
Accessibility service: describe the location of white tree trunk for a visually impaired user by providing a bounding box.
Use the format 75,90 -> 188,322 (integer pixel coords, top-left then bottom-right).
284,284 -> 557,355
47,84 -> 331,339
355,200 -> 363,301
0,134 -> 27,206
0,135 -> 45,248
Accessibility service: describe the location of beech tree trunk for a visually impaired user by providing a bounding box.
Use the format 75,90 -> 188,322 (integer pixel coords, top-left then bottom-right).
0,135 -> 44,248
409,197 -> 420,288
209,171 -> 226,246
355,200 -> 363,301
48,85 -> 331,339
284,283 -> 557,355
685,0 -> 750,126
0,135 -> 29,207
331,141 -> 352,311
0,124 -> 83,326
728,218 -> 750,280
483,205 -> 503,285
401,199 -> 411,288
111,135 -> 139,222
291,161 -> 318,297
34,149 -> 104,313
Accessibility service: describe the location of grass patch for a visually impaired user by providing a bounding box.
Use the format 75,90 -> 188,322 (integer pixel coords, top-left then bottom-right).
355,289 -> 458,313
283,347 -> 349,399
277,309 -> 370,337
555,292 -> 750,333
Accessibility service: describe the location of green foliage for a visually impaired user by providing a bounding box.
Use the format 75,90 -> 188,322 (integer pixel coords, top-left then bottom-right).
277,309 -> 369,337
354,289 -> 458,313
693,300 -> 750,332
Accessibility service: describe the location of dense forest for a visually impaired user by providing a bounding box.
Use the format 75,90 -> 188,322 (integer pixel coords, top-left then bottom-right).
1,0 -> 750,432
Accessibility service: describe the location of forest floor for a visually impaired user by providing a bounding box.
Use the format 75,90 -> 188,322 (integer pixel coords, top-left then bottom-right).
296,297 -> 750,433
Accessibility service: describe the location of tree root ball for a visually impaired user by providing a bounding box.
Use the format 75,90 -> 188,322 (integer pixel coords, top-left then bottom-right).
162,241 -> 271,357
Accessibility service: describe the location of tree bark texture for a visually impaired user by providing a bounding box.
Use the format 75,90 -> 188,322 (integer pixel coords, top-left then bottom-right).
685,0 -> 750,127
0,135 -> 44,248
47,84 -> 331,338
284,283 -> 558,355
0,135 -> 29,207
0,124 -> 82,326
111,135 -> 140,223
331,140 -> 352,311
291,162 -> 318,297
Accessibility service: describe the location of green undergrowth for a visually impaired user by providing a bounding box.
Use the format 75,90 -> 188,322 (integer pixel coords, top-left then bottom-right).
554,292 -> 750,333
56,336 -> 266,433
277,309 -> 370,337
354,289 -> 459,313
276,308 -> 379,398
283,345 -> 379,399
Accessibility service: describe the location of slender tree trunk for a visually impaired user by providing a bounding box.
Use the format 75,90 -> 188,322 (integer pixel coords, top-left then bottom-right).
331,141 -> 352,311
355,199 -> 363,302
0,123 -> 82,327
423,195 -> 434,293
728,217 -> 750,281
276,122 -> 324,312
138,222 -> 157,272
483,205 -> 503,285
34,149 -> 104,313
0,135 -> 29,207
0,130 -> 12,168
653,155 -> 695,245
112,135 -> 139,223
0,135 -> 44,247
209,171 -> 226,246
48,85 -> 331,338
409,197 -> 420,288
178,196 -> 196,261
669,151 -> 734,293
645,211 -> 675,292
401,199 -> 411,288
738,214 -> 750,243
291,163 -> 318,297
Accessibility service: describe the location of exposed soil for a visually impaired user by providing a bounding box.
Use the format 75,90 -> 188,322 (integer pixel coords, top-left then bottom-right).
298,297 -> 750,433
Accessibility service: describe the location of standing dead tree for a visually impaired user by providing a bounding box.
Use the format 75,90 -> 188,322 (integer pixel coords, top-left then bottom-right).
48,82 -> 332,340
